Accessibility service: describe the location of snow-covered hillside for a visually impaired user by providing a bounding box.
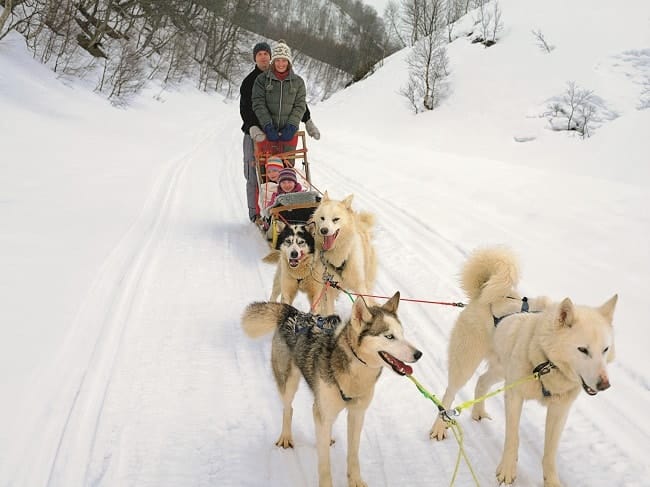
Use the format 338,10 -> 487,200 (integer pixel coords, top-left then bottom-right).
1,0 -> 649,485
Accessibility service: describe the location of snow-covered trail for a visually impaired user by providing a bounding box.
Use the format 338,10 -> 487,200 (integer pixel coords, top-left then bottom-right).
5,116 -> 648,486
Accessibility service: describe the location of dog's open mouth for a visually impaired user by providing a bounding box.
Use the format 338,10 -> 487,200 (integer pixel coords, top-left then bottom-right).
580,377 -> 598,396
379,351 -> 413,376
287,252 -> 304,268
322,230 -> 339,251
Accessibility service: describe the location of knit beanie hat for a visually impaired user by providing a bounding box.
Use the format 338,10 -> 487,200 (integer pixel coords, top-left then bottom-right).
278,168 -> 297,184
253,41 -> 271,60
266,156 -> 284,170
271,40 -> 293,65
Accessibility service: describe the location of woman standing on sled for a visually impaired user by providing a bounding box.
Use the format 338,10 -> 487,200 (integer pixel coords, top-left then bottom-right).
252,40 -> 306,152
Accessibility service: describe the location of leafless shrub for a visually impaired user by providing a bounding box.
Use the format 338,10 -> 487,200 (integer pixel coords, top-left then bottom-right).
532,28 -> 554,53
545,81 -> 601,138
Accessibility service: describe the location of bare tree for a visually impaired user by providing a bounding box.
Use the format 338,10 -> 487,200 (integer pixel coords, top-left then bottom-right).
562,81 -> 593,132
474,0 -> 502,46
545,81 -> 597,137
384,1 -> 407,48
402,27 -> 449,112
0,0 -> 14,39
532,28 -> 554,53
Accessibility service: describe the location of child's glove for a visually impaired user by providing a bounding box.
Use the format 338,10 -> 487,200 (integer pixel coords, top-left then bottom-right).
264,123 -> 279,141
279,124 -> 297,141
249,125 -> 266,142
305,119 -> 320,140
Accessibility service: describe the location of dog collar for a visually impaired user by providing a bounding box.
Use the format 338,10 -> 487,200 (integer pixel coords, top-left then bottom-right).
533,360 -> 557,397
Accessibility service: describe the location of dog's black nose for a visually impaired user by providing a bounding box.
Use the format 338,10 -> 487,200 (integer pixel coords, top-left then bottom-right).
290,250 -> 299,259
414,350 -> 423,361
320,227 -> 329,235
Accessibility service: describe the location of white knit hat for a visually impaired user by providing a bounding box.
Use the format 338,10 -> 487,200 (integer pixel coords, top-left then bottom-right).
271,40 -> 293,65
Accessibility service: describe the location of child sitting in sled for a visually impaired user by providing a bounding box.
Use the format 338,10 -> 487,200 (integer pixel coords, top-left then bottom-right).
268,167 -> 303,207
258,156 -> 284,217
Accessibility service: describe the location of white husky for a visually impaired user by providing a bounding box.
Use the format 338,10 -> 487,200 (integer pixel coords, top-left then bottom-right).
311,192 -> 376,297
429,247 -> 618,487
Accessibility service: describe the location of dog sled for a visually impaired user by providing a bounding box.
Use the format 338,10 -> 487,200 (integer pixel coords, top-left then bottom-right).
254,131 -> 321,246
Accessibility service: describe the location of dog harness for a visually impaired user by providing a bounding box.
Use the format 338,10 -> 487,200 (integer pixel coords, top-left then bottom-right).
336,338 -> 371,402
492,298 -> 556,396
492,296 -> 540,326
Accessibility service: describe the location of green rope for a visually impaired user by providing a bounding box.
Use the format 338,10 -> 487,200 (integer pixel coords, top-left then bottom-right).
406,375 -> 480,487
452,372 -> 539,415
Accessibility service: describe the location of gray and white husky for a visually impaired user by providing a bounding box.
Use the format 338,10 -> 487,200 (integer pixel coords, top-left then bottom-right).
241,292 -> 422,487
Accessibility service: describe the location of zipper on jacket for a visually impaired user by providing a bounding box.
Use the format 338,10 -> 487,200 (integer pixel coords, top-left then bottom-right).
277,79 -> 283,128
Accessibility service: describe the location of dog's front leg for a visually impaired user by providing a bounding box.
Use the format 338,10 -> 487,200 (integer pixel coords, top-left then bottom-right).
314,402 -> 336,487
270,267 -> 282,302
542,401 -> 572,487
496,390 -> 524,484
346,405 -> 368,487
281,279 -> 299,305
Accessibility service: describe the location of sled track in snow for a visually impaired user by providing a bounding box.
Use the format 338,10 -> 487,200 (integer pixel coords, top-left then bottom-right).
43,127 -> 216,487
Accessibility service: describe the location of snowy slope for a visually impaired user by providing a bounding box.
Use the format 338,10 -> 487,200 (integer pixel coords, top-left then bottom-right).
1,0 -> 649,485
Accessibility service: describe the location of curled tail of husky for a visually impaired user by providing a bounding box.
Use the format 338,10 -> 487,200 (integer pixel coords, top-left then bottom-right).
241,302 -> 290,338
461,246 -> 520,304
358,211 -> 375,231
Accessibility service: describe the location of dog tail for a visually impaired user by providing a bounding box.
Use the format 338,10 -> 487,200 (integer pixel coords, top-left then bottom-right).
461,246 -> 520,303
262,250 -> 280,264
241,302 -> 290,338
358,211 -> 375,229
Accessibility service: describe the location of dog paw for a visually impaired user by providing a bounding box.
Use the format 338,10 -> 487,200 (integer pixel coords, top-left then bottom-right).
496,459 -> 517,484
429,419 -> 448,440
471,406 -> 492,421
543,473 -> 563,487
274,435 -> 294,449
347,476 -> 367,487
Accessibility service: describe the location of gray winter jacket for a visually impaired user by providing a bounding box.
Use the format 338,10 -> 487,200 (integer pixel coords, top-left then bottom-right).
252,69 -> 306,132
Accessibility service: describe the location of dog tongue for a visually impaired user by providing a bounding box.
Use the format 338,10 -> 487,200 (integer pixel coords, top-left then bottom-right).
381,352 -> 413,376
323,234 -> 336,250
401,363 -> 413,376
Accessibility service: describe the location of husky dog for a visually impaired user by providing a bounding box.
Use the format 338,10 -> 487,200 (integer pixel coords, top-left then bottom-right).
429,247 -> 618,487
311,192 -> 377,295
263,222 -> 339,314
242,292 -> 422,487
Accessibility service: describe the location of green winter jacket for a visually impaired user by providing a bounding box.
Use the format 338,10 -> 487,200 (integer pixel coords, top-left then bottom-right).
252,69 -> 306,132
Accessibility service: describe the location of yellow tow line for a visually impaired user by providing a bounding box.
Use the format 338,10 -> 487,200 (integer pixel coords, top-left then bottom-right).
406,370 -> 546,487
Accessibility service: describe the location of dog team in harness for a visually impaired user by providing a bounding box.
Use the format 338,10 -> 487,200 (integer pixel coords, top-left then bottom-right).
238,39 -> 619,487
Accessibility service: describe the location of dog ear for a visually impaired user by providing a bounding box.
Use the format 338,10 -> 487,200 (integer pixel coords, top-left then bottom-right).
383,291 -> 400,314
352,296 -> 372,325
598,294 -> 618,324
322,191 -> 330,202
557,297 -> 575,327
262,250 -> 280,263
342,194 -> 354,209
